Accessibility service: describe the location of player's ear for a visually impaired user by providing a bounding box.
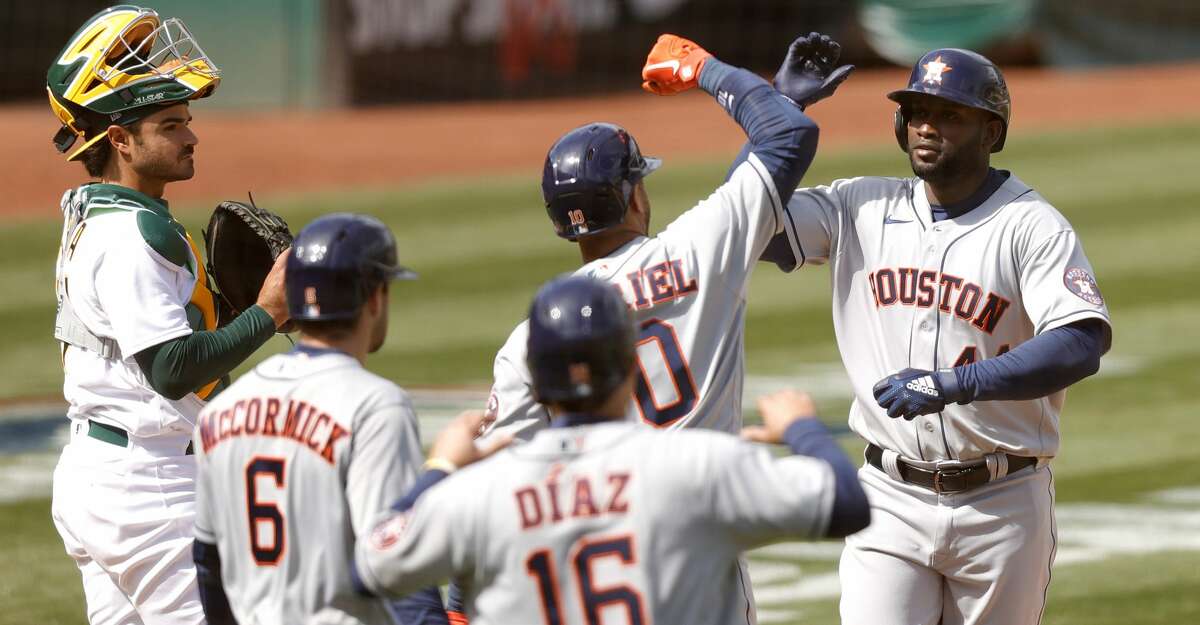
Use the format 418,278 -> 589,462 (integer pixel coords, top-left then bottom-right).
982,117 -> 1003,152
108,125 -> 132,156
633,181 -> 649,212
627,181 -> 650,225
368,283 -> 387,314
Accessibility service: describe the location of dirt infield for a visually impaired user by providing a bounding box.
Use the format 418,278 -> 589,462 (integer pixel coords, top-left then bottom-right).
4,62 -> 1199,220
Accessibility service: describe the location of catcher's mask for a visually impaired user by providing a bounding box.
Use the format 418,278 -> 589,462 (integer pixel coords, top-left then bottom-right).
542,122 -> 661,241
287,214 -> 417,322
47,5 -> 220,161
888,48 -> 1010,153
526,274 -> 636,409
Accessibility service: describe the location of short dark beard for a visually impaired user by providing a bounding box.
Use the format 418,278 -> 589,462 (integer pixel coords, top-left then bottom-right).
131,131 -> 194,182
909,126 -> 987,186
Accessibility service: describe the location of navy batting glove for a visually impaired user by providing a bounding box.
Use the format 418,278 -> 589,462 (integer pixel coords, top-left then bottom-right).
773,32 -> 855,110
872,368 -> 946,420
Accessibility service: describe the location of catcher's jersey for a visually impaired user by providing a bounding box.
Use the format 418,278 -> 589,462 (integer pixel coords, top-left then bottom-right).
357,422 -> 835,625
55,183 -> 220,437
193,347 -> 424,625
782,172 -> 1110,460
485,153 -> 799,440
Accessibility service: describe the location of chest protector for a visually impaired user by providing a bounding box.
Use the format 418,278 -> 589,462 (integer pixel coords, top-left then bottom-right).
54,185 -> 223,400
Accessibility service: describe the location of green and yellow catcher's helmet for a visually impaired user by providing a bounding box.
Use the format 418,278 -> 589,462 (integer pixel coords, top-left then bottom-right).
47,5 -> 220,161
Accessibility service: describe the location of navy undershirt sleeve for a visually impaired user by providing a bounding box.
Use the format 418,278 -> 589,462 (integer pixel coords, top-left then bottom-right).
388,589 -> 450,625
781,419 -> 870,538
699,58 -> 819,201
344,470 -> 452,622
937,319 -> 1107,403
391,469 -> 450,512
193,540 -> 238,625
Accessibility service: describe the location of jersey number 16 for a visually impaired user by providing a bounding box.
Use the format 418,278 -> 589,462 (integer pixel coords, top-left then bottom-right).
526,534 -> 647,625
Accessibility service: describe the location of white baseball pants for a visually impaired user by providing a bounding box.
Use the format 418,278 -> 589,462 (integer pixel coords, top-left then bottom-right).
51,422 -> 204,625
839,462 -> 1056,625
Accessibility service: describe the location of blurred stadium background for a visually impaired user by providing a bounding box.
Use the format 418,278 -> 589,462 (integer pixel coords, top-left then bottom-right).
2,1 -> 1199,623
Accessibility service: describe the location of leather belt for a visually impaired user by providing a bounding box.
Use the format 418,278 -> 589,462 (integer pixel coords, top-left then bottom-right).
866,444 -> 1034,494
87,420 -> 194,455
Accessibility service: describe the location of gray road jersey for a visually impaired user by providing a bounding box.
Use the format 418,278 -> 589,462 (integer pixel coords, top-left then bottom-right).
357,423 -> 835,625
782,173 -> 1111,460
484,154 -> 799,441
193,350 -> 425,625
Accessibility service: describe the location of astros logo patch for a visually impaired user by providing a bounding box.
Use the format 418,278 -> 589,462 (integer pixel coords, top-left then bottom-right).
1063,267 -> 1103,306
370,512 -> 410,550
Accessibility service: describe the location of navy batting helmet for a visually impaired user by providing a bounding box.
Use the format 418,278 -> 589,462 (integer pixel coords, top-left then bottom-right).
542,122 -> 661,241
527,275 -> 636,407
888,48 -> 1011,153
287,213 -> 416,321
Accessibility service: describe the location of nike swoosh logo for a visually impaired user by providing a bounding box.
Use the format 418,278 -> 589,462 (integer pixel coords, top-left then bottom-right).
884,216 -> 912,224
644,59 -> 681,76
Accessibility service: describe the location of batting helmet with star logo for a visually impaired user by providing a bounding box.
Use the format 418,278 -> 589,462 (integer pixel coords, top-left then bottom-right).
887,48 -> 1011,153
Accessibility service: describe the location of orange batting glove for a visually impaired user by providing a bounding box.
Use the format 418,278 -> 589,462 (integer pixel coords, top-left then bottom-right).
641,34 -> 712,95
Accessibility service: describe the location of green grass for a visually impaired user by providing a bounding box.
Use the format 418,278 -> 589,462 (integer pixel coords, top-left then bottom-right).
2,119 -> 1199,624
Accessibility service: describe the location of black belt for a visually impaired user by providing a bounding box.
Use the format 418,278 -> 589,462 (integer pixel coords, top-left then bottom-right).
866,444 -> 1034,494
87,420 -> 194,455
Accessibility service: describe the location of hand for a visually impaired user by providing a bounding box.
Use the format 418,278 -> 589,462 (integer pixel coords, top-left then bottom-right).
741,389 -> 818,443
474,390 -> 499,439
641,34 -> 712,96
872,368 -> 946,420
773,32 -> 854,110
255,248 -> 290,329
429,410 -> 513,471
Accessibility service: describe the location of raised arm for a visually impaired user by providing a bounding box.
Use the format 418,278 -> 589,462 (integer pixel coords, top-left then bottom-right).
643,33 -> 822,200
725,32 -> 854,185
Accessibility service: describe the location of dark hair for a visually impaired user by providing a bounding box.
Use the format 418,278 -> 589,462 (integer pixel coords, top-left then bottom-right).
78,119 -> 147,178
79,137 -> 112,178
554,396 -> 607,413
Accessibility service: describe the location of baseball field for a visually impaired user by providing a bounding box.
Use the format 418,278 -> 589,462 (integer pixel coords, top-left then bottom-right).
1,64 -> 1199,623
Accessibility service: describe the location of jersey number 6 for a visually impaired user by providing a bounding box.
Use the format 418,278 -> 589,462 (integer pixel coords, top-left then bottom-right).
634,319 -> 698,427
245,457 -> 286,566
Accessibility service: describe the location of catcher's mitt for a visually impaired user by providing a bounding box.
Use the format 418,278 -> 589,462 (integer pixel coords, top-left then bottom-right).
203,198 -> 292,328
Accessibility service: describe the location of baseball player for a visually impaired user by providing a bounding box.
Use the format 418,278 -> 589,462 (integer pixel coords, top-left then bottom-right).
355,275 -> 871,625
480,32 -> 853,440
46,6 -> 289,624
762,48 -> 1112,625
191,214 -> 449,625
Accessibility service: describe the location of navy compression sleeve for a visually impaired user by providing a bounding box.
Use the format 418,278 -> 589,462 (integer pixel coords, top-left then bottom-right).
781,419 -> 870,538
937,319 -> 1108,403
193,540 -> 238,625
699,58 -> 818,198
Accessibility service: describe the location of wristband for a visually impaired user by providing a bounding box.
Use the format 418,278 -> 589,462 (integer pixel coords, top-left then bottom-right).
423,457 -> 459,474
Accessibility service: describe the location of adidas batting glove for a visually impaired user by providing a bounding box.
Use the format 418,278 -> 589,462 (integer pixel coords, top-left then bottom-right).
872,368 -> 948,420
